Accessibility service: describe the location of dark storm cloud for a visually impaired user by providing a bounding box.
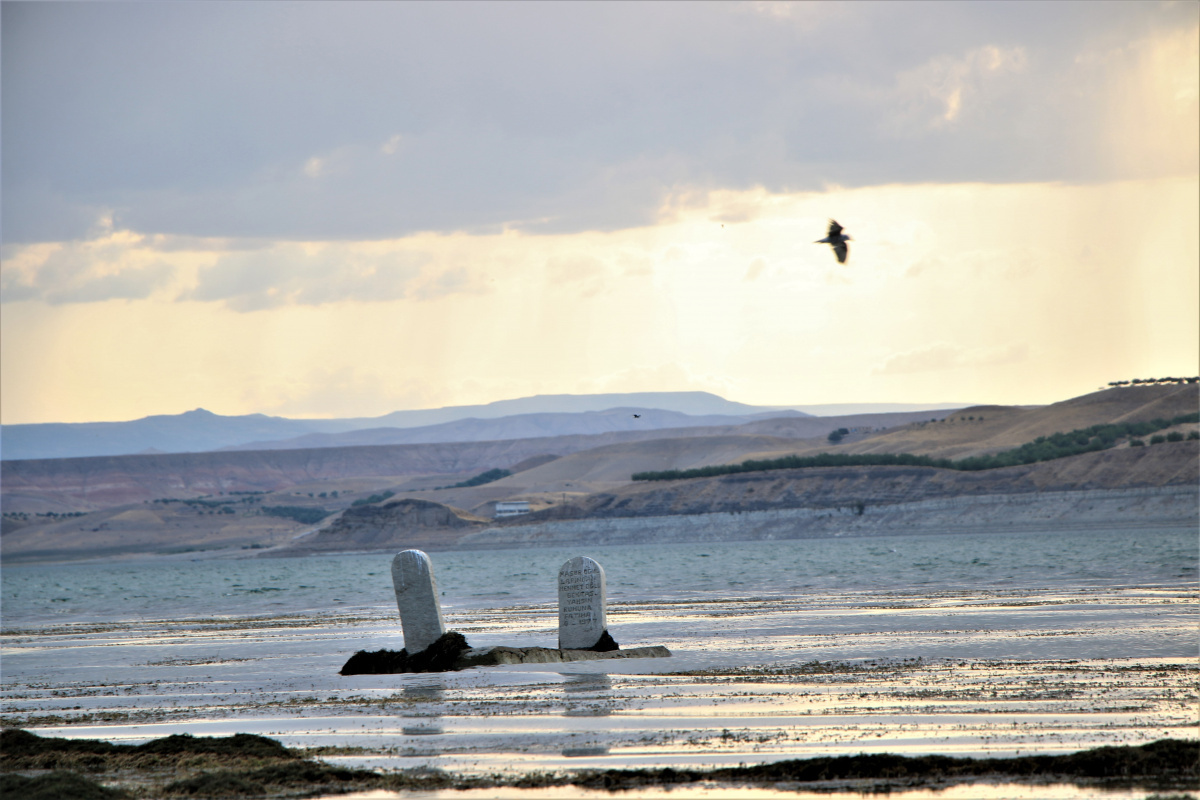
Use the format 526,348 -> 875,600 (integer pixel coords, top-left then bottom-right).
3,1 -> 1195,244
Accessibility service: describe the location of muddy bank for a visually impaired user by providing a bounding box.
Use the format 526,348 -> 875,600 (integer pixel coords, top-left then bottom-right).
3,730 -> 1196,799
0,728 -> 442,799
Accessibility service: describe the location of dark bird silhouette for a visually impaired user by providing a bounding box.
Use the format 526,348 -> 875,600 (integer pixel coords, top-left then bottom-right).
632,414 -> 641,418
815,219 -> 851,264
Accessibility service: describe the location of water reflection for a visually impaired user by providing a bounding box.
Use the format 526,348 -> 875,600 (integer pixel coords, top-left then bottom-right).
563,672 -> 614,717
563,673 -> 613,693
401,724 -> 444,735
400,677 -> 445,738
561,746 -> 610,757
565,707 -> 613,717
402,677 -> 445,702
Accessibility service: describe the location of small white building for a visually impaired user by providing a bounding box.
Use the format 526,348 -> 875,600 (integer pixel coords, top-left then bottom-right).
494,500 -> 531,518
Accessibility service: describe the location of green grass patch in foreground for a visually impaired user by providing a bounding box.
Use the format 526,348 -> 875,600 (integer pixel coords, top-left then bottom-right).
1,730 -> 1196,797
633,413 -> 1200,481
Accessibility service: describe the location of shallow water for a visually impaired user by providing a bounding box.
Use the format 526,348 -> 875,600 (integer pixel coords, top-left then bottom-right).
4,528 -> 1196,626
2,530 -> 1197,788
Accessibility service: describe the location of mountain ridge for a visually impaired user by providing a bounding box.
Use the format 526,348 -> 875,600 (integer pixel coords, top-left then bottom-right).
1,391 -> 971,461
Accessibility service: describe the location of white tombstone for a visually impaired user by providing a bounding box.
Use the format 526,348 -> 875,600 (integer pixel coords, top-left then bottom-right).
558,556 -> 608,650
391,549 -> 446,654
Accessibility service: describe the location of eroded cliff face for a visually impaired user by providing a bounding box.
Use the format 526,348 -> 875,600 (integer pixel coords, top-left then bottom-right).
459,485 -> 1199,549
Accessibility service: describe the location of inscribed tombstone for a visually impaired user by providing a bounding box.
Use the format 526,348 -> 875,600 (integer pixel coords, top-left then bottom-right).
558,556 -> 608,650
391,549 -> 446,654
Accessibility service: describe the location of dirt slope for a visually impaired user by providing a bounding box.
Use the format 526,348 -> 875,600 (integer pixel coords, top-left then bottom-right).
0,429 -> 741,513
0,500 -> 310,563
847,384 -> 1197,459
0,409 -> 953,514
284,498 -> 488,555
529,440 -> 1199,521
271,441 -> 1198,556
421,385 -> 1198,515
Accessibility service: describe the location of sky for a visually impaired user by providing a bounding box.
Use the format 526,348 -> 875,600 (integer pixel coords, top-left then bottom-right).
2,1 -> 1197,425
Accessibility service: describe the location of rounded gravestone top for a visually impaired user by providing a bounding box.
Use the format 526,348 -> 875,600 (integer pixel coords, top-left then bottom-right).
391,549 -> 446,654
557,556 -> 607,650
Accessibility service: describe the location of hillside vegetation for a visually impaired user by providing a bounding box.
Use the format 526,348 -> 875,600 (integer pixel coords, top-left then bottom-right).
536,442 -> 1199,523
633,413 -> 1199,481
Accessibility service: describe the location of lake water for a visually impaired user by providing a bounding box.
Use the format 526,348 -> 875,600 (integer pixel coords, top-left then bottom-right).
2,528 -> 1197,785
5,528 -> 1196,633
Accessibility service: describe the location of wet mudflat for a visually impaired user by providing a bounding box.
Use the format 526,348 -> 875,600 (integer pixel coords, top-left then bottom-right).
2,534 -> 1197,796
3,588 -> 1197,797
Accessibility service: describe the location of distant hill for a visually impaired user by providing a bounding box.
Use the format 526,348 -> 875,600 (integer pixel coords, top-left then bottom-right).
0,426 -> 786,513
734,383 -> 1200,463
0,408 -> 955,514
0,409 -> 329,462
219,407 -> 809,452
1,390 -> 986,462
355,391 -> 779,425
0,392 -> 807,461
2,385 -> 1195,563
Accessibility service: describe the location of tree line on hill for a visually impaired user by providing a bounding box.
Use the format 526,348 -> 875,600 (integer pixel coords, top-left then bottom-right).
440,468 -> 512,489
632,413 -> 1200,482
1107,377 -> 1198,386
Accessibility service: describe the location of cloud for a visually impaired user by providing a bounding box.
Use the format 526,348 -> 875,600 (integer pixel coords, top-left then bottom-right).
545,254 -> 610,297
184,244 -> 436,311
4,2 -> 1197,244
1089,23 -> 1200,177
745,258 -> 766,281
44,263 -> 176,304
875,342 -> 1030,375
582,363 -> 735,399
410,267 -> 481,302
380,134 -> 403,156
0,235 -> 180,304
259,365 -> 434,420
904,256 -> 942,279
889,45 -> 1027,131
303,158 -> 326,178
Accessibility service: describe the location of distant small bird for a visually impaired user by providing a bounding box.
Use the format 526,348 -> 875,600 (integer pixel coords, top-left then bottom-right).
632,414 -> 641,418
815,219 -> 851,264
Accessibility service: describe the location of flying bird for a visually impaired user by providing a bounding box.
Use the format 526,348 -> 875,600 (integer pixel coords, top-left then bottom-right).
815,219 -> 851,264
632,414 -> 641,418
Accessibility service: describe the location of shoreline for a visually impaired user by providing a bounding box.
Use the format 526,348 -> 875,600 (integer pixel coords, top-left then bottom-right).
3,494 -> 1196,566
3,729 -> 1196,799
